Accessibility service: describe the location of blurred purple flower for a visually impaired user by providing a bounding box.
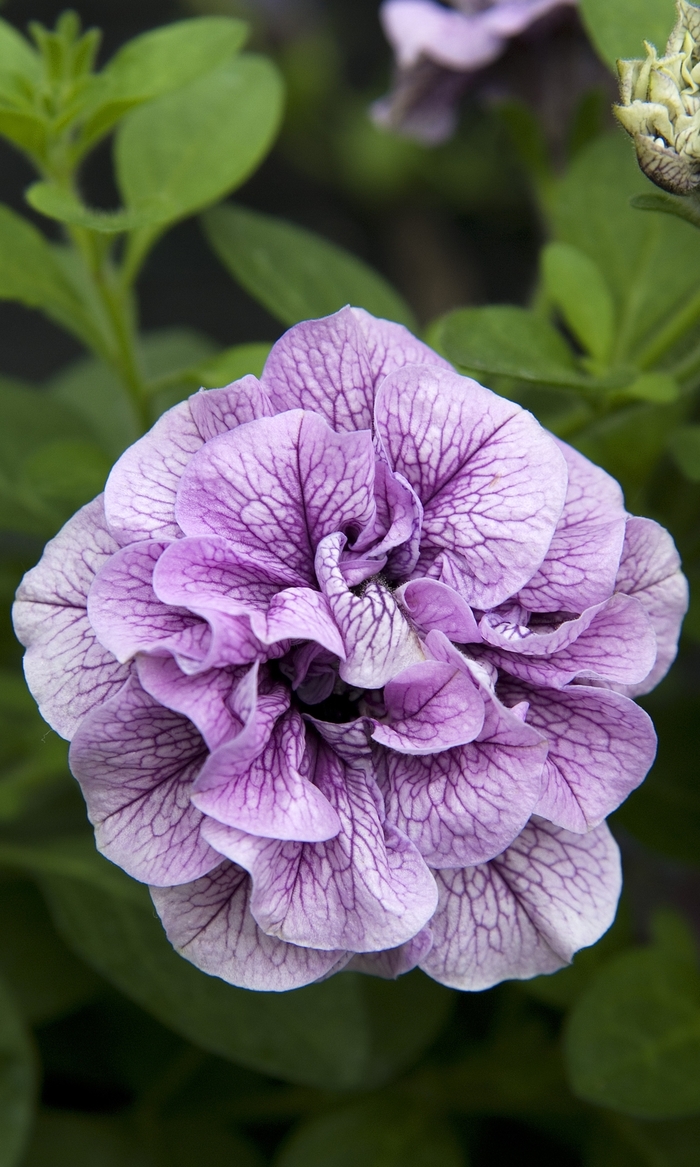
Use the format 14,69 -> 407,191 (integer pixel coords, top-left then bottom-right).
373,0 -> 578,142
14,308 -> 685,992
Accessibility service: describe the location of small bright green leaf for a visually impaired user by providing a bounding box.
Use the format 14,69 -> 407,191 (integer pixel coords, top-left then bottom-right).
196,342 -> 272,388
541,241 -> 615,362
275,1102 -> 464,1167
0,878 -> 99,1025
565,915 -> 700,1118
25,183 -> 165,234
202,204 -> 415,329
0,969 -> 35,1167
580,0 -> 677,69
623,372 -> 679,403
115,56 -> 283,232
0,110 -> 47,161
0,19 -> 40,102
0,204 -> 91,341
78,16 -> 248,152
441,304 -> 585,387
669,424 -> 700,482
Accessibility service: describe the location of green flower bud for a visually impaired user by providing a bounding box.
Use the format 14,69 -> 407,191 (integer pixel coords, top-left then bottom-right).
615,0 -> 700,194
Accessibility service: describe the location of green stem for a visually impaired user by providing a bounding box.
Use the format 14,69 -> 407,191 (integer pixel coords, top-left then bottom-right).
636,285 -> 700,370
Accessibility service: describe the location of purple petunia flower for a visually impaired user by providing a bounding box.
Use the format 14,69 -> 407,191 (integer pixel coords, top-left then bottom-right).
14,307 -> 686,992
373,0 -> 578,143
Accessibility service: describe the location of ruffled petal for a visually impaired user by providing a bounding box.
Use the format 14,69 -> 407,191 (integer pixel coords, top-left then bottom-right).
316,532 -> 425,688
615,516 -> 689,696
499,678 -> 657,833
151,862 -> 350,991
420,817 -> 621,990
201,734 -> 438,953
69,675 -> 220,886
175,411 -> 377,586
375,365 -> 568,607
372,657 -> 485,753
13,497 -> 129,739
517,440 -> 627,613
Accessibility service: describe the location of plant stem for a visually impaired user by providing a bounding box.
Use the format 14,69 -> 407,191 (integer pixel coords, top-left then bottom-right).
637,286 -> 700,370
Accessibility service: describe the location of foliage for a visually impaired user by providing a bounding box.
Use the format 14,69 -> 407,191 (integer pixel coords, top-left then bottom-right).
0,0 -> 699,1163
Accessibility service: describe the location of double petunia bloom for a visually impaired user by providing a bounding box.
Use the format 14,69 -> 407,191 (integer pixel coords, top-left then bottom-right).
14,307 -> 687,992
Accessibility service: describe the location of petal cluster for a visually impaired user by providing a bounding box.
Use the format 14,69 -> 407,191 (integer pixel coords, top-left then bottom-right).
14,306 -> 686,992
373,0 -> 577,143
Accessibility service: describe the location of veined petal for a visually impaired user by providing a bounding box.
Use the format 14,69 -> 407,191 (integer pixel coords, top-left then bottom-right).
483,593 -> 657,688
499,678 -> 657,833
518,440 -> 627,613
151,863 -> 350,991
375,365 -> 568,608
381,681 -> 546,867
615,516 -> 689,696
372,658 -> 485,754
316,533 -> 425,689
194,708 -> 340,843
420,818 -> 621,991
69,675 -> 219,886
396,577 -> 480,642
13,497 -> 129,739
188,377 -> 274,440
175,411 -> 377,586
201,734 -> 437,952
346,929 -> 434,978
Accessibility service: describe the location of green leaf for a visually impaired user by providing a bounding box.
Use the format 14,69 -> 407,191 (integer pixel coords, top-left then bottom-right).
594,1114 -> 700,1167
0,877 -> 99,1025
668,424 -> 700,482
0,110 -> 47,163
78,16 -> 248,152
572,400 -> 682,505
23,1112 -> 155,1167
3,834 -> 365,1088
564,913 -> 700,1118
0,19 -> 40,103
613,697 -> 700,865
0,204 -> 95,344
17,438 -> 111,524
631,191 -> 700,230
115,56 -> 283,243
25,183 -> 166,234
553,134 -> 700,365
622,371 -> 680,403
196,342 -> 272,388
0,670 -> 70,821
358,972 -> 454,1087
440,305 -> 586,388
0,969 -> 35,1167
541,241 -> 615,363
201,203 -> 416,328
580,0 -> 677,70
275,1101 -> 464,1167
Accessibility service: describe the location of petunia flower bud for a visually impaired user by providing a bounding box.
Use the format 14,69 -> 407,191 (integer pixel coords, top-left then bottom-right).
615,0 -> 700,194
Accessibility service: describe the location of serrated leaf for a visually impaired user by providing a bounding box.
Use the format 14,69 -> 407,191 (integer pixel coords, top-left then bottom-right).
115,56 -> 283,241
541,241 -> 615,363
202,203 -> 416,328
580,0 -> 677,70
